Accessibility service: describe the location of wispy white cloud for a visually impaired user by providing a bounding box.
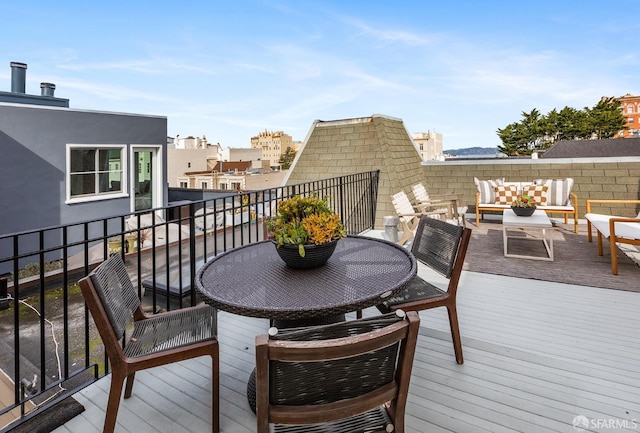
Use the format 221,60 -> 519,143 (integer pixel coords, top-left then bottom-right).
58,59 -> 217,76
345,18 -> 431,46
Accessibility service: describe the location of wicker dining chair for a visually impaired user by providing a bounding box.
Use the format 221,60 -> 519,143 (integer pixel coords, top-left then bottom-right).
378,215 -> 471,364
255,310 -> 420,433
78,254 -> 219,433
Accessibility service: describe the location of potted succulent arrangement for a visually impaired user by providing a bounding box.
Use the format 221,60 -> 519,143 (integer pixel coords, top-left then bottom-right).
266,195 -> 346,269
511,194 -> 538,217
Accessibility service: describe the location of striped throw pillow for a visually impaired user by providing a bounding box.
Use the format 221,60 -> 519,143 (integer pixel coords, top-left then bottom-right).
539,178 -> 573,206
474,177 -> 504,203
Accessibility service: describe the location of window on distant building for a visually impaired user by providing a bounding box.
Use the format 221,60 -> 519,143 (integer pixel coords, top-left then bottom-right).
627,105 -> 634,114
67,145 -> 126,203
629,118 -> 635,124
179,181 -> 188,188
201,182 -> 208,189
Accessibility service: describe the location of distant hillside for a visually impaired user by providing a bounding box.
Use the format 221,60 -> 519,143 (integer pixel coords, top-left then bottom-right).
446,147 -> 498,156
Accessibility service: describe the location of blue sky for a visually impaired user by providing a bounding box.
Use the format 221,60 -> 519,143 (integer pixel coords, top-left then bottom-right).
1,1 -> 638,150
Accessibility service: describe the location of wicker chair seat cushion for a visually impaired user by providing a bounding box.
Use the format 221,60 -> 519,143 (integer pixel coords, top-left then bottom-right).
124,304 -> 216,358
271,408 -> 391,433
378,276 -> 446,313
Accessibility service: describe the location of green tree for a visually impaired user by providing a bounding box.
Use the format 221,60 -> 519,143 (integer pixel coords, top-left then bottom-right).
586,97 -> 627,139
497,97 -> 628,156
278,147 -> 297,169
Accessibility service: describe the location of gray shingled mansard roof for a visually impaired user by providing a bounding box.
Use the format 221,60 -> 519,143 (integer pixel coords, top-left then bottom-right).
284,114 -> 425,227
540,138 -> 640,158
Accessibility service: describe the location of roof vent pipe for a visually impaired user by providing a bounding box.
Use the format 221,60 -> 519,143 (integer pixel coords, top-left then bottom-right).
40,82 -> 56,97
10,62 -> 27,94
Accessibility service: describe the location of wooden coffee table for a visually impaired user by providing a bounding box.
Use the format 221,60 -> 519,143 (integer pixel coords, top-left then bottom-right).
502,209 -> 554,261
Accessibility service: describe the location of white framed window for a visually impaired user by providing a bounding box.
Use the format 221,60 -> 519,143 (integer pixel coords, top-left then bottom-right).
627,105 -> 634,114
66,144 -> 127,203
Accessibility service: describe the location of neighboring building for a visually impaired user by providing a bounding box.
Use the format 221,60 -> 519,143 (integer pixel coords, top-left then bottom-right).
0,62 -> 167,239
221,147 -> 262,170
250,130 -> 298,168
178,161 -> 251,190
169,145 -> 264,188
412,131 -> 444,161
167,138 -> 221,187
540,138 -> 640,158
177,160 -> 286,190
173,134 -> 210,149
285,114 -> 424,227
617,93 -> 640,138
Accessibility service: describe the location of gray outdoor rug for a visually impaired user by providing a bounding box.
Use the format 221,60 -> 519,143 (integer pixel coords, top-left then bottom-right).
463,221 -> 640,292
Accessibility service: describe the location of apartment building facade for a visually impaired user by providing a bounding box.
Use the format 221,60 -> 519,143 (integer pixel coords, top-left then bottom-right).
250,130 -> 300,168
411,131 -> 444,161
618,93 -> 640,138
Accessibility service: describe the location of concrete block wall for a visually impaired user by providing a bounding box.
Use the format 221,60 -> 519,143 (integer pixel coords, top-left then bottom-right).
421,157 -> 640,219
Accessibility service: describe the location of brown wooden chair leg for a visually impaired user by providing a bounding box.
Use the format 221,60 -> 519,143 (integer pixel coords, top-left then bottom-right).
447,305 -> 464,365
597,232 -> 604,256
610,236 -> 618,275
124,373 -> 135,398
104,371 -> 126,433
212,351 -> 220,433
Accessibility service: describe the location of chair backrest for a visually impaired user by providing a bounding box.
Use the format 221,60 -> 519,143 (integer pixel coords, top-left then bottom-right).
412,215 -> 471,281
391,191 -> 416,223
412,183 -> 431,204
255,311 -> 420,432
81,254 -> 141,339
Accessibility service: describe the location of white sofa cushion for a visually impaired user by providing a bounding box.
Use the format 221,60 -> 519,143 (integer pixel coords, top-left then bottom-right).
585,213 -> 640,240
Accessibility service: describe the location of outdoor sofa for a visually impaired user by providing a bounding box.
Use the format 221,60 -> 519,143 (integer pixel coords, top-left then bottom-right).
474,177 -> 579,233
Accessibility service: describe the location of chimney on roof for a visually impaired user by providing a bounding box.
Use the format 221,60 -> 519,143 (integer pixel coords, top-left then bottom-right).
40,82 -> 56,97
10,61 -> 27,93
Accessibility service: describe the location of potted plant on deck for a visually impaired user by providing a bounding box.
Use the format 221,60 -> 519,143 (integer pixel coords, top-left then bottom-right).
511,194 -> 538,217
266,195 -> 347,269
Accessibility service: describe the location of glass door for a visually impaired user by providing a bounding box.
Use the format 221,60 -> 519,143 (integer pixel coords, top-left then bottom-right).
132,148 -> 155,211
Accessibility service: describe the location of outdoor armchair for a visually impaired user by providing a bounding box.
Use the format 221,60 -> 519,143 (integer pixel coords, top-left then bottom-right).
255,310 -> 420,433
412,182 -> 467,225
585,199 -> 640,275
377,216 -> 471,364
391,190 -> 449,246
78,254 -> 219,433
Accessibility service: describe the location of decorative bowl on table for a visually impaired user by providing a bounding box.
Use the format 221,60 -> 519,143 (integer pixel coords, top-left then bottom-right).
510,194 -> 537,217
267,195 -> 346,269
511,206 -> 536,217
273,239 -> 339,269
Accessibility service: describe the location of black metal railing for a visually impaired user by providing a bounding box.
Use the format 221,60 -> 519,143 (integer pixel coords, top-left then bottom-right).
0,170 -> 379,431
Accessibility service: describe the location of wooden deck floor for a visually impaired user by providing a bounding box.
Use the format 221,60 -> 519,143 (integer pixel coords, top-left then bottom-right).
53,265 -> 640,433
